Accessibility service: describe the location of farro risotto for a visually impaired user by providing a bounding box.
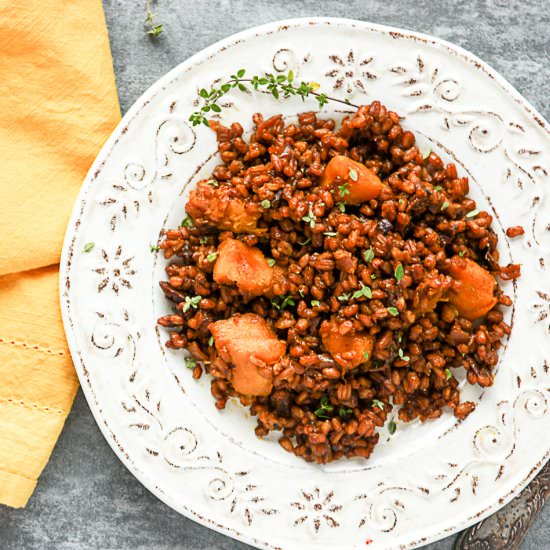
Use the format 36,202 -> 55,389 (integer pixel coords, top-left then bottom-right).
157,102 -> 521,464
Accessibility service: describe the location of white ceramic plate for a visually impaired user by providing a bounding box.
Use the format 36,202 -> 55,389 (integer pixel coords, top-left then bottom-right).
60,18 -> 550,550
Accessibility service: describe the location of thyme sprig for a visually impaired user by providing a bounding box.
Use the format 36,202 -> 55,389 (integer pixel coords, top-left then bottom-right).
189,69 -> 360,127
144,0 -> 164,37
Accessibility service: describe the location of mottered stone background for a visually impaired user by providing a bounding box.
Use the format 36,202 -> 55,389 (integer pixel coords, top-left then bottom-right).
0,0 -> 548,548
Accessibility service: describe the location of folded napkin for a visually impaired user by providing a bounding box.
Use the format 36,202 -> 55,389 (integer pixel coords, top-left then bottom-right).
0,0 -> 120,507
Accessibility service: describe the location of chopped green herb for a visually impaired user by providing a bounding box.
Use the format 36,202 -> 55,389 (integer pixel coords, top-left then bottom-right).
363,248 -> 375,263
336,202 -> 346,213
184,356 -> 196,369
150,244 -> 160,252
324,231 -> 338,237
398,348 -> 410,361
338,182 -> 350,197
352,284 -> 373,300
208,335 -> 214,347
422,148 -> 431,160
372,399 -> 384,410
370,273 -> 377,280
337,293 -> 351,302
182,295 -> 202,312
302,206 -> 316,228
314,395 -> 334,419
466,209 -> 479,218
399,198 -> 404,205
272,295 -> 295,310
207,179 -> 219,187
445,368 -> 453,380
298,289 -> 305,297
441,201 -> 449,211
260,199 -> 271,209
82,242 -> 95,253
348,168 -> 358,182
338,407 -> 353,418
458,250 -> 466,257
387,307 -> 399,317
363,351 -> 370,360
311,300 -> 321,308
180,215 -> 194,228
267,258 -> 276,267
433,185 -> 443,192
388,420 -> 397,435
200,236 -> 208,244
207,252 -> 218,262
394,264 -> 404,282
298,237 -> 311,246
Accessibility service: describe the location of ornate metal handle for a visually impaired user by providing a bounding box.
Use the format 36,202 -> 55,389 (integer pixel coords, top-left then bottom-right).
455,461 -> 550,550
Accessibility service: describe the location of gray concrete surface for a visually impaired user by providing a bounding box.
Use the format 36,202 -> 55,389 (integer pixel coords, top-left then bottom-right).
1,0 -> 548,548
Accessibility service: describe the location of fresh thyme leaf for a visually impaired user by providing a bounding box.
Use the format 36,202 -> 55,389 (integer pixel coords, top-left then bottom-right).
83,242 -> 95,253
298,237 -> 311,246
336,202 -> 346,212
458,250 -> 466,257
337,293 -> 351,302
363,248 -> 374,263
260,199 -> 271,209
387,307 -> 399,316
433,185 -> 443,192
394,263 -> 404,282
207,179 -> 219,187
271,295 -> 295,310
184,356 -> 196,369
363,351 -> 370,360
182,295 -> 202,313
302,206 -> 316,228
314,395 -> 334,418
352,284 -> 372,300
372,399 -> 384,410
323,231 -> 337,237
267,258 -> 276,267
180,215 -> 194,228
150,244 -> 160,252
208,335 -> 214,346
445,368 -> 453,380
466,209 -> 479,218
370,273 -> 376,280
398,348 -> 410,361
388,420 -> 397,435
316,93 -> 329,108
311,300 -> 321,307
441,201 -> 449,211
200,236 -> 208,244
338,407 -> 353,418
338,182 -> 350,197
207,252 -> 218,262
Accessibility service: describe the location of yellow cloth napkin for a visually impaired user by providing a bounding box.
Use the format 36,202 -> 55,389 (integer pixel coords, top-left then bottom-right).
0,0 -> 120,507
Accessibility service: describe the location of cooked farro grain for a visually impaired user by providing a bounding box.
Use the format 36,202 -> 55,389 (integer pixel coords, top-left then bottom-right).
157,102 -> 519,464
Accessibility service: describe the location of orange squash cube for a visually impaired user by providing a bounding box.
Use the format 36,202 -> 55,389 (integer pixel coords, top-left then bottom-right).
320,155 -> 383,204
213,238 -> 273,296
447,256 -> 497,320
209,314 -> 286,396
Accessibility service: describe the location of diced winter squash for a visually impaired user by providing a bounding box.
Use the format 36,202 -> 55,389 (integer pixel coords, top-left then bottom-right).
209,314 -> 286,396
